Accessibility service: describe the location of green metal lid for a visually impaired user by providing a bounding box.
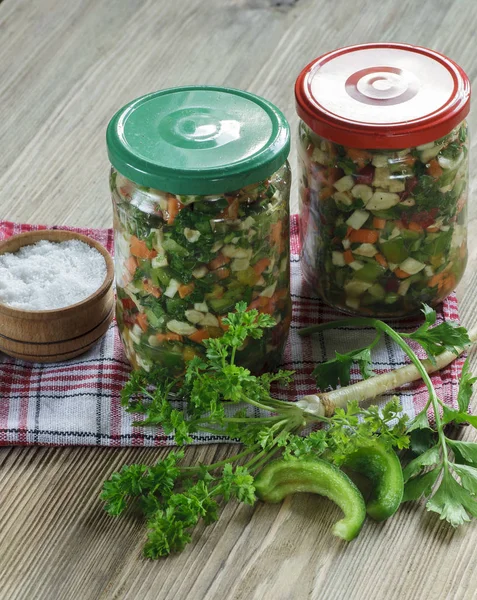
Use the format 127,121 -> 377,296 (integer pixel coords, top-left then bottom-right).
106,86 -> 290,195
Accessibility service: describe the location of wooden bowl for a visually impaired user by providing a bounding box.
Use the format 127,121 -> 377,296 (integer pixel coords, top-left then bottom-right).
0,230 -> 114,362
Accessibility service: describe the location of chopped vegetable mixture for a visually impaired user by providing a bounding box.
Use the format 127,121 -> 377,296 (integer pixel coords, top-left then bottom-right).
298,121 -> 469,316
111,166 -> 291,374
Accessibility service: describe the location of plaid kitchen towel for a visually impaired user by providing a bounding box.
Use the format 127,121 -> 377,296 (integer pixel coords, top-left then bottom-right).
0,216 -> 466,447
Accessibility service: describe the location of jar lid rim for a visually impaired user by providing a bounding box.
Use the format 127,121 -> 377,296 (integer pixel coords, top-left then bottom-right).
107,86 -> 290,194
295,43 -> 471,149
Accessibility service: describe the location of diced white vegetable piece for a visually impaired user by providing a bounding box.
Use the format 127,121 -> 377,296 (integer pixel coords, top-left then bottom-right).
424,265 -> 434,277
372,155 -> 389,168
396,148 -> 411,157
388,262 -> 398,272
400,197 -> 416,207
132,324 -> 143,337
440,225 -> 450,232
416,141 -> 435,151
344,280 -> 372,297
222,244 -> 252,259
351,185 -> 373,204
311,147 -> 329,165
240,216 -> 256,230
231,237 -> 240,244
387,177 -> 406,193
372,167 -> 392,189
185,310 -> 205,324
438,153 -> 464,170
419,145 -> 443,163
148,335 -> 160,347
260,281 -> 278,298
345,297 -> 361,310
451,225 -> 465,248
398,279 -> 412,296
353,243 -> 378,257
256,276 -> 266,286
342,238 -> 351,250
211,241 -> 223,253
231,258 -> 250,271
164,278 -> 180,298
389,227 -> 401,240
194,302 -> 208,312
366,190 -> 400,210
349,260 -> 364,271
201,313 -> 220,327
136,356 -> 152,372
334,175 -> 355,192
332,251 -> 346,266
439,184 -> 453,193
280,257 -> 288,272
183,228 -> 201,243
346,209 -> 370,230
192,265 -> 208,279
333,191 -> 353,206
167,320 -> 198,336
399,257 -> 426,275
151,253 -> 168,268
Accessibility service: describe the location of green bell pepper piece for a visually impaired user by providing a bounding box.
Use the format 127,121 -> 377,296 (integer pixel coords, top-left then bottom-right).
379,239 -> 409,263
254,458 -> 366,541
354,262 -> 386,283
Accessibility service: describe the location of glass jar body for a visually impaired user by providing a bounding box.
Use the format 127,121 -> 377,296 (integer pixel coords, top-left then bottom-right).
111,163 -> 292,374
297,120 -> 469,317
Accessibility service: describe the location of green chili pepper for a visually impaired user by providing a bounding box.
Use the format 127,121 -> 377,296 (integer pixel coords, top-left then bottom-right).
341,440 -> 404,521
254,458 -> 366,541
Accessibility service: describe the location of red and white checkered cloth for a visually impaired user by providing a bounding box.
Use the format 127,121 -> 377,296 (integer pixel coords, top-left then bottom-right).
0,216 -> 465,447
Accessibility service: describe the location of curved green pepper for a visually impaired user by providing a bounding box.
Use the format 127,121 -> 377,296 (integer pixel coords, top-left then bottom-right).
254,458 -> 366,541
341,441 -> 403,521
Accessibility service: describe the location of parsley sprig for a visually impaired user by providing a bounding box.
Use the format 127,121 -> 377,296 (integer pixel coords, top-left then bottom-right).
102,302 -> 410,557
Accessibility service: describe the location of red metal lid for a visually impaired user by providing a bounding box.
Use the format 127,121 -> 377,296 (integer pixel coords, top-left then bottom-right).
295,43 -> 471,149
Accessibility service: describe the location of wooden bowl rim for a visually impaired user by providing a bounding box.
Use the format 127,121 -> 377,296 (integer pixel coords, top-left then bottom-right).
0,229 -> 114,319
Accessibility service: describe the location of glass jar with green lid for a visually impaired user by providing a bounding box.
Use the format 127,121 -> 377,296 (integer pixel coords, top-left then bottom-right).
107,86 -> 291,374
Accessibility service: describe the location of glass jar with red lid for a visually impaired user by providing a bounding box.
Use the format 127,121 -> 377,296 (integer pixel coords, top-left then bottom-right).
295,43 -> 470,317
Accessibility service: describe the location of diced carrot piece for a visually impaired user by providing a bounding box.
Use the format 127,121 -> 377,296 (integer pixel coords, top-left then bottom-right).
427,159 -> 443,179
178,283 -> 195,298
345,226 -> 353,238
215,267 -> 230,280
394,268 -> 411,279
403,155 -> 417,168
408,222 -> 424,233
346,147 -> 372,168
320,186 -> 334,201
348,229 -> 379,244
253,258 -> 271,277
428,272 -> 446,289
135,313 -> 148,332
208,254 -> 230,271
125,256 -> 138,275
188,329 -> 211,344
130,236 -> 157,259
439,273 -> 457,294
166,195 -> 185,225
373,217 -> 386,230
343,249 -> 354,264
270,221 -> 283,247
156,332 -> 183,343
217,316 -> 229,331
375,253 -> 388,268
143,280 -> 162,298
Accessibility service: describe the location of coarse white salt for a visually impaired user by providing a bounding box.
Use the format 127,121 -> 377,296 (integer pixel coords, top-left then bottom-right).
0,239 -> 107,311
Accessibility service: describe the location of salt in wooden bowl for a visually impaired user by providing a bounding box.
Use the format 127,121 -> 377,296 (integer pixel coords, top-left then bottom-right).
0,229 -> 114,362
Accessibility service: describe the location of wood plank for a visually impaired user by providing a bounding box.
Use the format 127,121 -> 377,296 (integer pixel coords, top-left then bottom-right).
1,0 -> 477,598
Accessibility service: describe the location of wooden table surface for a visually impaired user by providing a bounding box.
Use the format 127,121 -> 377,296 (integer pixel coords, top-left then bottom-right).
2,0 -> 477,598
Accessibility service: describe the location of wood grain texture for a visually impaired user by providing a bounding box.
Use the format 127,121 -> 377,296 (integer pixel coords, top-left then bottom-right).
1,0 -> 477,598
